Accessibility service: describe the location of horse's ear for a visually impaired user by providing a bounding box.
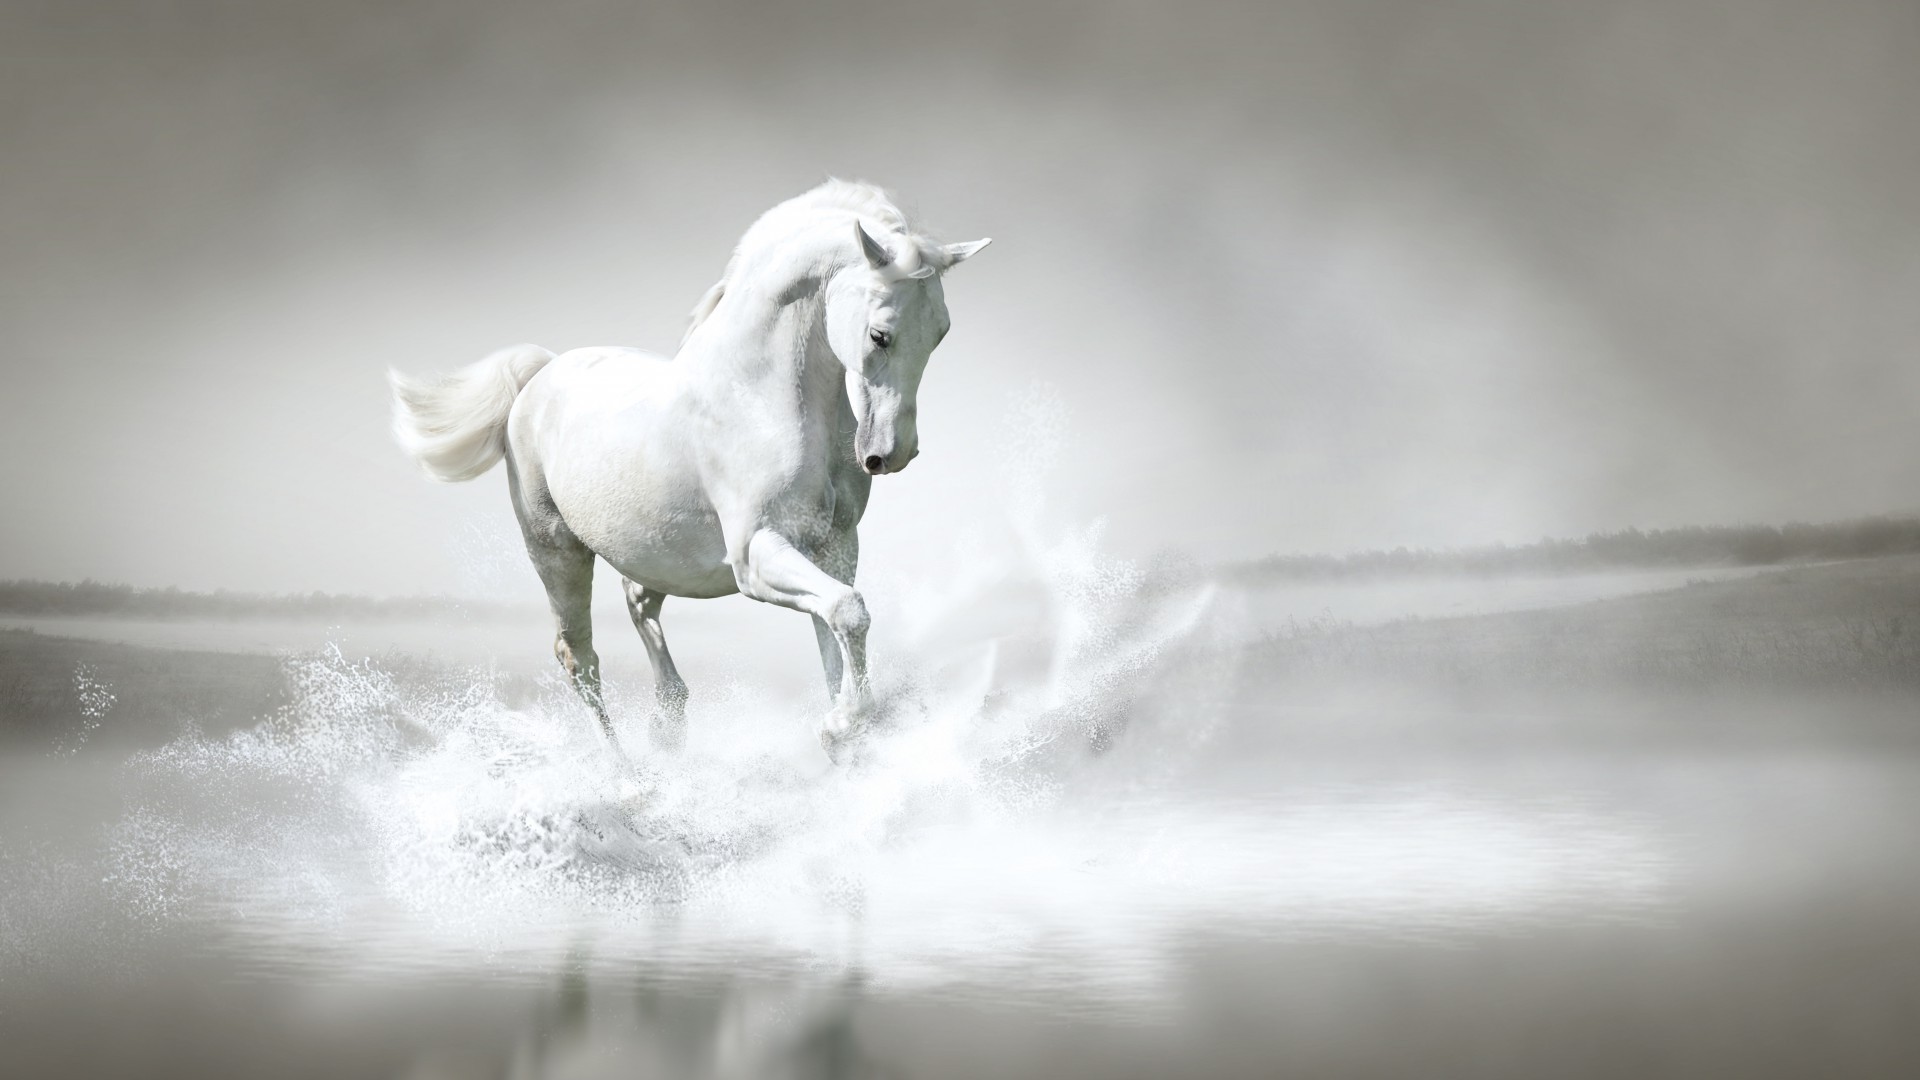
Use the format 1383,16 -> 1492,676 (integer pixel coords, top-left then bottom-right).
855,222 -> 893,269
941,238 -> 992,267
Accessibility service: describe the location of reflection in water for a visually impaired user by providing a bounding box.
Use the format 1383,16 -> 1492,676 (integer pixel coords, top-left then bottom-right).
384,949 -> 888,1079
494,954 -> 883,1080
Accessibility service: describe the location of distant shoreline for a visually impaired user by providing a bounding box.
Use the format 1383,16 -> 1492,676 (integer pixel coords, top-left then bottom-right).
0,581 -> 541,624
1225,514 -> 1920,583
6,514 -> 1919,620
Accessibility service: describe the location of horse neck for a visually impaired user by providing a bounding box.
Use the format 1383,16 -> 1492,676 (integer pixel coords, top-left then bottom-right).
694,262 -> 849,444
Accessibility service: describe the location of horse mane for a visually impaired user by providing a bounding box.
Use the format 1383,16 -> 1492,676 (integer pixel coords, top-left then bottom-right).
679,179 -> 936,349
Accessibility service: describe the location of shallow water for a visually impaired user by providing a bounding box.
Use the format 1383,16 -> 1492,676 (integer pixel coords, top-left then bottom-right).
4,558 -> 1919,1077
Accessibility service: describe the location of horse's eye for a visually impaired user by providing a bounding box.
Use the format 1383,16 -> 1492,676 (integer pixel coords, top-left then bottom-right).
869,328 -> 891,349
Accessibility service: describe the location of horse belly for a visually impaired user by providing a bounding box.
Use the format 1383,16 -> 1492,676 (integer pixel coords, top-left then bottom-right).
552,461 -> 736,599
596,512 -> 737,599
527,359 -> 738,599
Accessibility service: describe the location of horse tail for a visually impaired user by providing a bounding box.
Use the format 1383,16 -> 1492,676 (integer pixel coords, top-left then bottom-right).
388,343 -> 555,482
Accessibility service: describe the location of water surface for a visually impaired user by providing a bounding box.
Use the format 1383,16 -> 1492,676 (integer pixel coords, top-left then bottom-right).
4,567 -> 1917,1077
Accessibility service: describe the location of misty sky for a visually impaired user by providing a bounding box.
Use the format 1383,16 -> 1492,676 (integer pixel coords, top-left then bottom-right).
3,0 -> 1918,596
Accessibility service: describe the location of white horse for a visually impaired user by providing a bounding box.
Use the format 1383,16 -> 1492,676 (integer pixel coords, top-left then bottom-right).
389,180 -> 989,756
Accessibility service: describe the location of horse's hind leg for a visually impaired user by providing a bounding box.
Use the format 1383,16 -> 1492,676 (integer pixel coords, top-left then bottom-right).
622,578 -> 689,750
543,552 -> 614,745
508,465 -> 621,754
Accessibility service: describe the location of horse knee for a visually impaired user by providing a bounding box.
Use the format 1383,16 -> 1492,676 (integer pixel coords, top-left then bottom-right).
825,588 -> 870,640
553,632 -> 598,680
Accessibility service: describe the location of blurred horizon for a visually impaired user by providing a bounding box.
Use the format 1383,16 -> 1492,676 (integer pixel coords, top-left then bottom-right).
5,510 -> 1919,609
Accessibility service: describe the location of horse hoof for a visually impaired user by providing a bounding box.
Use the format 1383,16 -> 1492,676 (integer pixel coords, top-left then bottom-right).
820,727 -> 857,764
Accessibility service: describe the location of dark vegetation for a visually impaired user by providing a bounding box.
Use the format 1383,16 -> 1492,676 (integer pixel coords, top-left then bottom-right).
1258,555 -> 1920,695
5,516 -> 1917,621
0,580 -> 529,622
1235,515 -> 1920,581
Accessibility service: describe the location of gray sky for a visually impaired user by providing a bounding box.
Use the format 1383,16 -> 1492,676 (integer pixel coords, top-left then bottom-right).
3,0 -> 1918,596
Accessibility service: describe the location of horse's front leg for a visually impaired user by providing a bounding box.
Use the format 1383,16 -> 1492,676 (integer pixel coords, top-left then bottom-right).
811,615 -> 845,705
809,527 -> 860,710
732,529 -> 871,752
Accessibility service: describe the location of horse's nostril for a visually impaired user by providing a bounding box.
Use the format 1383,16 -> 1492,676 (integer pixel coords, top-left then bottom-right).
863,455 -> 885,474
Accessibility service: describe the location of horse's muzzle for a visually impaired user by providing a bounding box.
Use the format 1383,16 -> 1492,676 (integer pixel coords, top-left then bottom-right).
862,445 -> 917,475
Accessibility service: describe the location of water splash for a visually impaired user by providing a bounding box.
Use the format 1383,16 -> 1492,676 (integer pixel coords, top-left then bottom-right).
54,662 -> 115,755
101,392 -> 1671,1003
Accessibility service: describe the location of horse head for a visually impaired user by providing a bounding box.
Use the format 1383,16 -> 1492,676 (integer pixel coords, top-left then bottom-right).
823,222 -> 989,475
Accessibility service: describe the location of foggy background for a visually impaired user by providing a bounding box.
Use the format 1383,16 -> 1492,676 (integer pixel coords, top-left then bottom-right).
3,0 -> 1917,597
